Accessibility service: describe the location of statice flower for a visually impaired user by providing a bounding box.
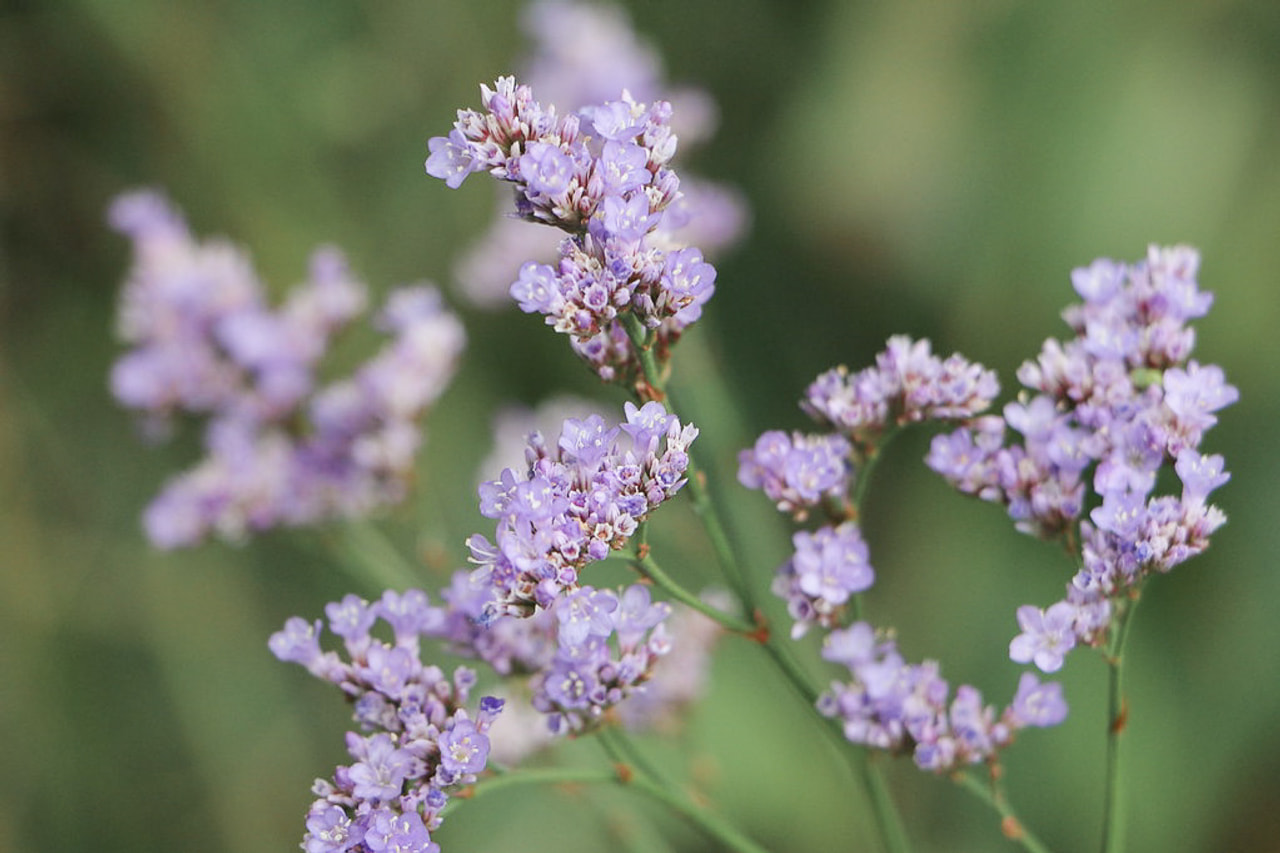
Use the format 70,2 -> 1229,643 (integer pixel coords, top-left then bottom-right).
737,430 -> 853,519
426,77 -> 718,385
818,622 -> 1067,773
452,0 -> 748,309
435,559 -> 722,753
530,584 -> 672,734
613,589 -> 726,732
432,569 -> 702,742
926,246 -> 1236,664
803,336 -> 1000,443
773,522 -> 875,638
269,592 -> 503,851
110,190 -> 465,548
466,401 -> 697,619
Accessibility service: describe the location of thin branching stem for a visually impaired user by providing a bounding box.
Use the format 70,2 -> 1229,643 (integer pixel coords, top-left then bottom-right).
955,771 -> 1056,853
1101,595 -> 1139,853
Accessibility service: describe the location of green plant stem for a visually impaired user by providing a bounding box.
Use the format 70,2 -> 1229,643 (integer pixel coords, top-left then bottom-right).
633,550 -> 758,635
592,727 -> 774,853
681,450 -> 760,614
955,772 -> 1055,853
1101,596 -> 1139,853
621,313 -> 758,614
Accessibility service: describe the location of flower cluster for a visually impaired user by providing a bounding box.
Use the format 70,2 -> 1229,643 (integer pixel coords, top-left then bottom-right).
435,569 -> 716,745
772,522 -> 875,639
819,622 -> 1067,774
466,401 -> 697,620
926,246 -> 1237,660
803,335 -> 1001,444
426,76 -> 716,384
739,336 -> 1070,763
269,591 -> 503,853
739,338 -> 997,636
109,190 -> 465,548
530,584 -> 672,734
453,0 -> 746,308
737,430 -> 852,519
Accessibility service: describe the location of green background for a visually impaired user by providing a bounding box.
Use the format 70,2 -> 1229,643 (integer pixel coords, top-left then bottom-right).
3,1 -> 1278,851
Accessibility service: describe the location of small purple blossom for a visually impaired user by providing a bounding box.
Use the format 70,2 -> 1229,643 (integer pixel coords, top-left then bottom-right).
1008,603 -> 1078,673
437,719 -> 491,776
1008,673 -> 1069,728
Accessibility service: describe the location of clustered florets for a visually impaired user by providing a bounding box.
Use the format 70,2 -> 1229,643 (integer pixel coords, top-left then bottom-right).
739,336 -> 999,632
772,522 -> 874,639
437,568 -> 719,745
741,335 -> 1069,770
926,246 -> 1237,664
803,335 -> 1001,443
269,590 -> 503,853
109,191 -> 464,548
425,76 -> 716,384
818,622 -> 1068,773
737,431 -> 853,520
466,401 -> 697,619
274,573 -> 713,775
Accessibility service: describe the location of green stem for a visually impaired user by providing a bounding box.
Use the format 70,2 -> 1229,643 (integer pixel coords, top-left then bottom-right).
955,771 -> 1056,853
1101,596 -> 1139,853
633,550 -> 758,635
445,766 -> 617,816
621,313 -> 758,615
594,727 -> 775,853
681,450 -> 760,615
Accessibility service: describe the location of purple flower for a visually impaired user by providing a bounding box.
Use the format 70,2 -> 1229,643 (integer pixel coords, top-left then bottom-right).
1008,603 -> 1078,673
1162,361 -> 1238,432
596,140 -> 651,194
1008,673 -> 1069,728
774,523 -> 874,638
438,719 -> 491,776
1175,449 -> 1230,505
348,733 -> 415,802
738,430 -> 851,518
542,657 -> 601,709
360,808 -> 435,853
425,128 -> 479,189
304,802 -> 363,853
327,594 -> 377,643
557,587 -> 620,647
519,141 -> 576,197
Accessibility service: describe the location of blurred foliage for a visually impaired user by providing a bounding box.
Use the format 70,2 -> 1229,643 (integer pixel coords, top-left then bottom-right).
3,1 -> 1280,851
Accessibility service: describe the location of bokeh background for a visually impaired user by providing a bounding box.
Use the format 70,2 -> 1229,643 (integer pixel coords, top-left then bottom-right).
3,1 -> 1279,851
